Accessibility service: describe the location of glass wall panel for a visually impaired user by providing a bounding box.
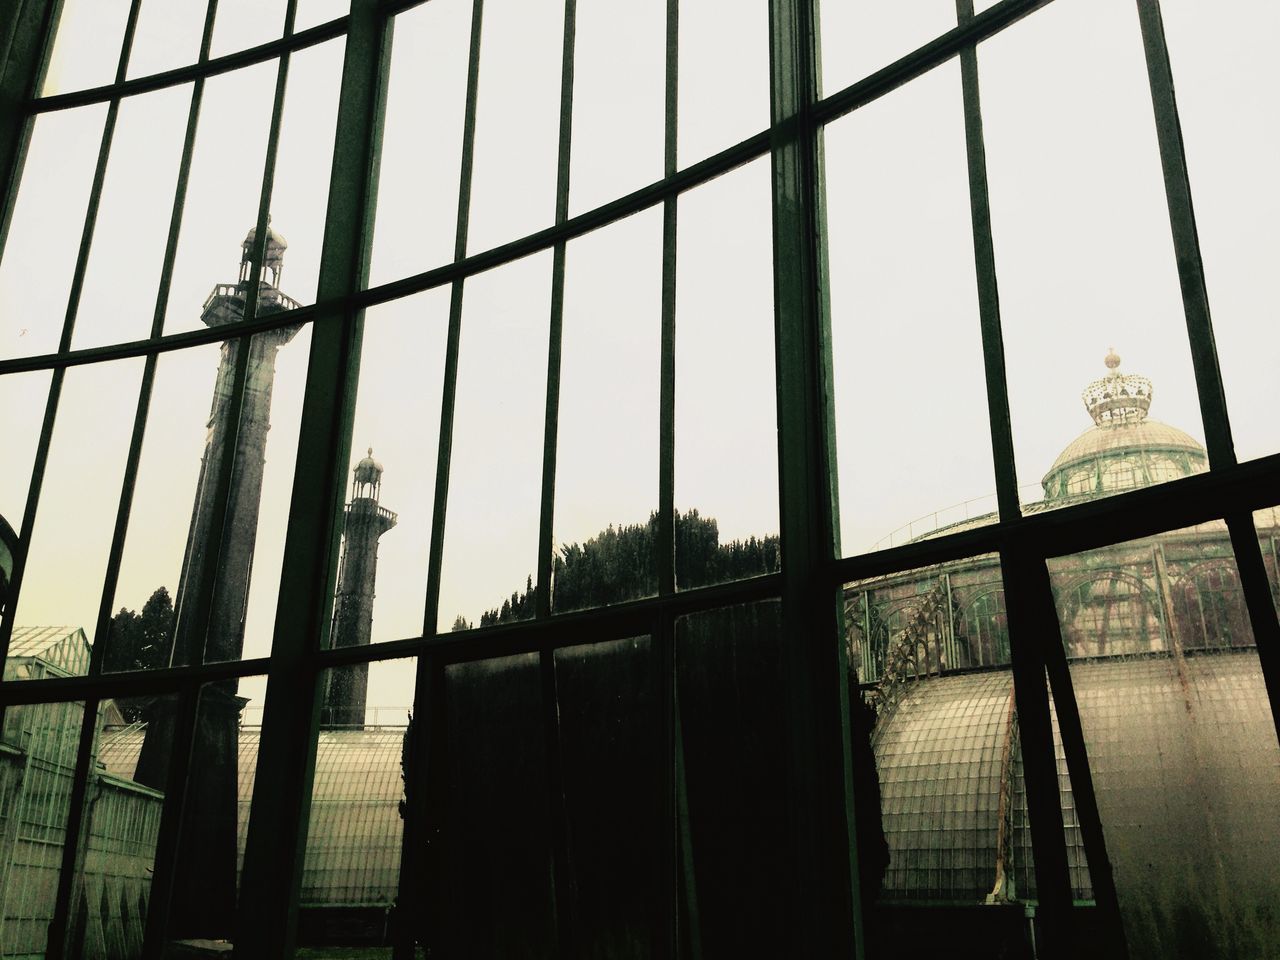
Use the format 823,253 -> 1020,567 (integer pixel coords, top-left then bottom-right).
466,0 -> 565,255
40,0 -> 132,96
337,291 -> 450,646
0,104 -> 108,359
127,0 -> 209,80
295,0 -> 351,33
825,62 -> 994,557
437,252 -> 551,632
677,0 -> 769,168
552,208 -> 662,613
674,158 -> 778,589
73,83 -> 192,350
568,0 -> 665,216
11,359 -> 144,653
1047,526 -> 1280,959
0,369 -> 52,542
162,60 -> 276,336
979,0 -> 1207,514
1160,0 -> 1280,464
209,0 -> 288,59
367,0 -> 473,287
820,1 -> 957,97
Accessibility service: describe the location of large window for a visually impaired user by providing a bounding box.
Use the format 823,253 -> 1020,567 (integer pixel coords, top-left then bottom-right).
0,1 -> 1277,958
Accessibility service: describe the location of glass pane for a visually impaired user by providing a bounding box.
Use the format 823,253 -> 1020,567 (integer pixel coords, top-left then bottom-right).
568,0 -> 665,216
73,83 -> 193,350
677,0 -> 769,168
0,104 -> 108,359
437,251 -> 551,632
979,0 -> 1208,514
825,62 -> 994,557
1047,528 -> 1280,959
368,0 -> 473,287
41,0 -> 131,96
209,0 -> 288,59
127,0 -> 209,79
675,601 -> 786,955
301,658 -> 412,954
11,359 -> 144,654
295,0 -> 350,33
554,636 -> 662,957
336,290 -> 450,645
1256,506 -> 1280,618
675,158 -> 778,589
0,698 -> 89,954
820,1 -> 957,97
0,369 -> 52,537
439,653 -> 557,955
552,208 -> 662,613
162,60 -> 276,336
466,0 -> 565,255
1160,1 -> 1280,464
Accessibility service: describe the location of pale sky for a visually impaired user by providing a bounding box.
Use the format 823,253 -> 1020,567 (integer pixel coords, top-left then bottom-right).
1,0 -> 1277,713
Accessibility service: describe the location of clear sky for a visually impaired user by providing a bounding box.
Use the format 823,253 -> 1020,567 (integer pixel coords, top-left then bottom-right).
1,0 -> 1276,713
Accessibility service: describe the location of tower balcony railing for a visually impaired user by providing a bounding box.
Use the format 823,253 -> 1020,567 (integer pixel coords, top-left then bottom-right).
202,282 -> 302,316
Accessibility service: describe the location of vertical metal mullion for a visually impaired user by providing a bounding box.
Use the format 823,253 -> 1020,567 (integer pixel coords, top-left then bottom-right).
235,0 -> 390,954
767,0 -> 861,955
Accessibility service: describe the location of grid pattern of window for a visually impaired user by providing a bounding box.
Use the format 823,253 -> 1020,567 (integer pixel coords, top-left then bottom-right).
0,0 -> 1278,957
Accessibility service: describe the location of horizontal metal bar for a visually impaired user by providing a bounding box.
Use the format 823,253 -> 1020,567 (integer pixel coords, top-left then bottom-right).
0,655 -> 272,706
27,14 -> 347,114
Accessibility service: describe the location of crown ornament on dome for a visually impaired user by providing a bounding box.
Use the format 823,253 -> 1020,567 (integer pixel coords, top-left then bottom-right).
1081,348 -> 1152,425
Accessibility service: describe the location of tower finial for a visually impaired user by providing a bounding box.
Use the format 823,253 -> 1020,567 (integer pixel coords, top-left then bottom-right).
1082,347 -> 1152,425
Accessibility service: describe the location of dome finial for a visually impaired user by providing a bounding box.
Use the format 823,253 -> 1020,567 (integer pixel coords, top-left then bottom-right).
1082,347 -> 1152,425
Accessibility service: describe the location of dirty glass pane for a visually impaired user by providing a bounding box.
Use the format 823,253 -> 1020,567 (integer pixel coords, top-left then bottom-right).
437,251 -> 551,632
675,601 -> 785,955
825,62 -> 994,557
127,0 -> 208,79
12,359 -> 144,653
162,60 -> 275,335
1047,527 -> 1280,960
552,207 -> 662,613
568,0 -> 665,216
299,658 -> 413,954
0,104 -> 108,360
466,0 -> 564,255
439,653 -> 556,956
554,636 -> 661,955
368,0 -> 473,287
1160,0 -> 1280,464
674,158 -> 778,589
979,0 -> 1207,515
339,291 -> 450,645
820,1 -> 957,97
73,83 -> 192,350
40,0 -> 131,96
677,0 -> 769,168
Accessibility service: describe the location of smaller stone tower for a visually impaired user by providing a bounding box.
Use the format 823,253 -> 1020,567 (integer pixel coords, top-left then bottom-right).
323,450 -> 398,727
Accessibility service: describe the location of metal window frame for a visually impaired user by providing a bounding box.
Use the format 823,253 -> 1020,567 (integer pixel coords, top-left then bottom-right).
0,0 -> 1275,957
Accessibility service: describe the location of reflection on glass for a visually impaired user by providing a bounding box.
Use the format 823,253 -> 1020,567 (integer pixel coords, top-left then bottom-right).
73,84 -> 193,350
337,291 -> 450,644
368,0 -> 473,286
127,0 -> 209,80
0,104 -> 108,359
0,370 -> 52,531
825,63 -> 993,557
0,697 -> 88,955
40,0 -> 131,96
819,0 -> 956,97
552,208 -> 661,613
674,158 -> 778,589
437,252 -> 551,632
466,0 -> 565,255
1160,1 -> 1280,463
1047,527 -> 1280,959
677,0 -> 769,168
12,359 -> 143,645
163,60 -> 276,335
209,0 -> 288,59
568,0 -> 664,216
554,637 -> 660,956
978,0 -> 1206,513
